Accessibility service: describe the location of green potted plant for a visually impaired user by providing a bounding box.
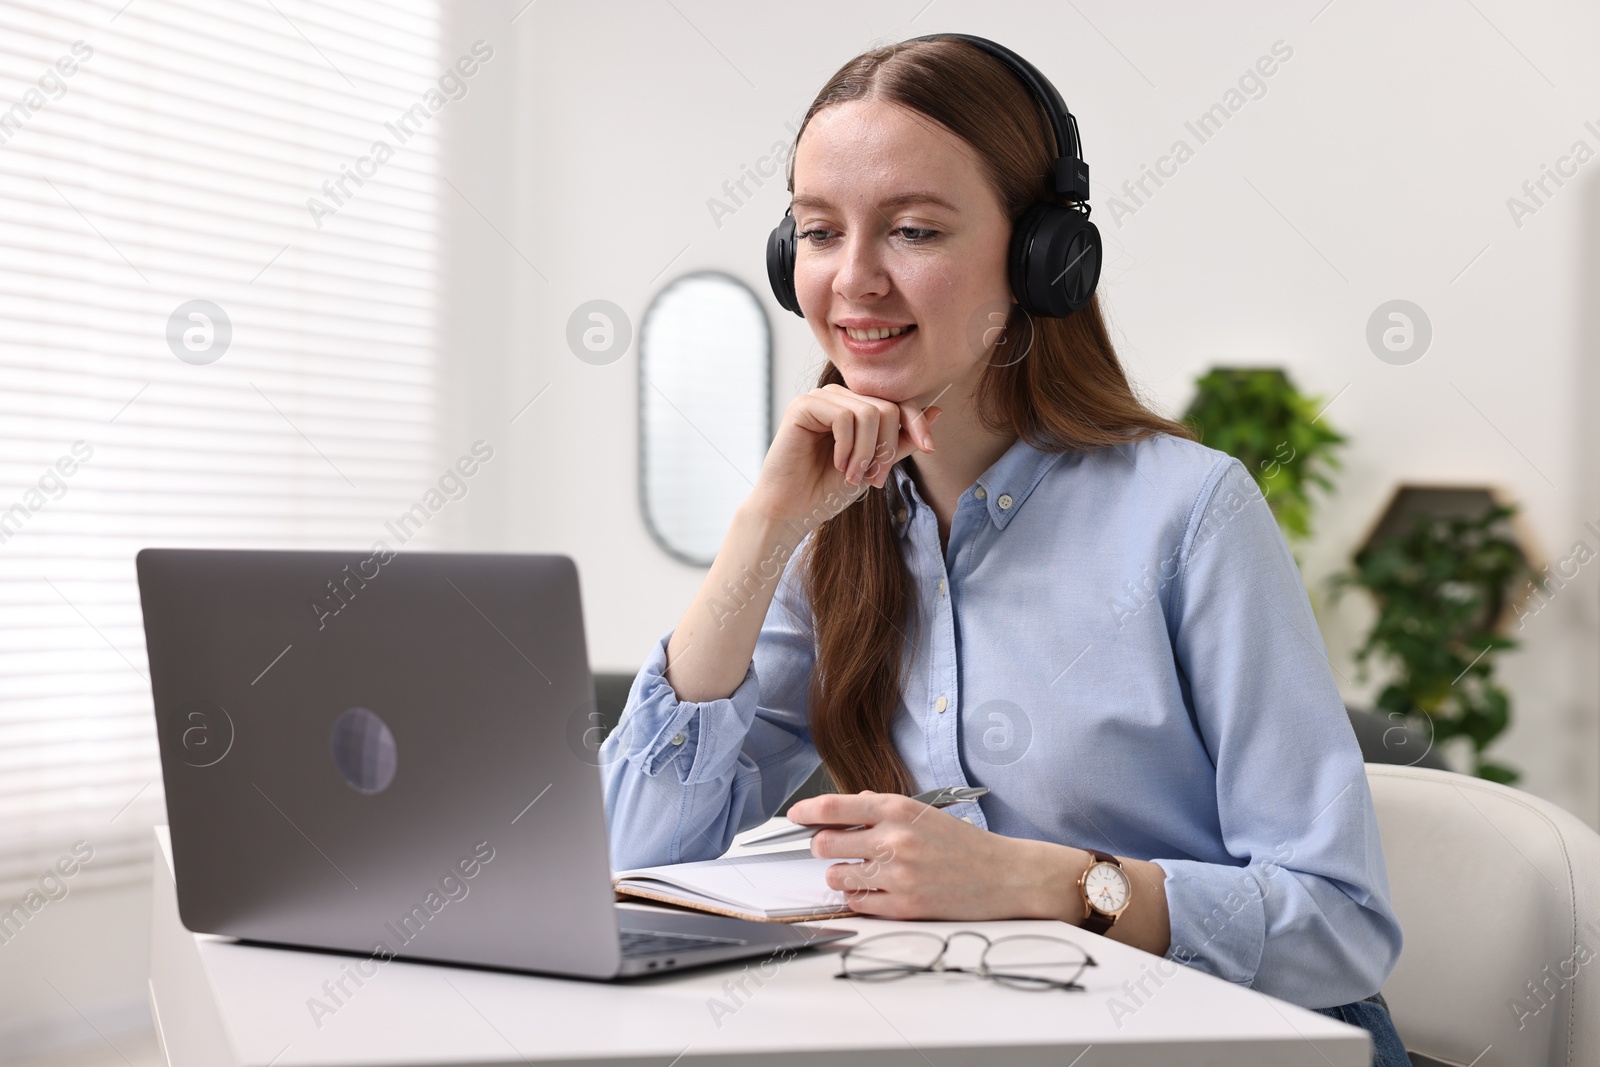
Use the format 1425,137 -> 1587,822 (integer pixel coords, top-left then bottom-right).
1328,503 -> 1535,784
1182,367 -> 1347,546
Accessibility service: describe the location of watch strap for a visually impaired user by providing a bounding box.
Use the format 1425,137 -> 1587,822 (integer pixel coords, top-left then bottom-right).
1080,849 -> 1124,936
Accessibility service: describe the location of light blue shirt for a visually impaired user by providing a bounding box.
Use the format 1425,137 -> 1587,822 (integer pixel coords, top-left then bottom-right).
600,431 -> 1403,1009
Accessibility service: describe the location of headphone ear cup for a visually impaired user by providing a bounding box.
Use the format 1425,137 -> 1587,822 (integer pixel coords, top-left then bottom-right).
766,212 -> 804,318
1008,202 -> 1102,317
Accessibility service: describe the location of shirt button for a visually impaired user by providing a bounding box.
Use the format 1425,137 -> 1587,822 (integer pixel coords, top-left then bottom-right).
974,485 -> 987,500
669,732 -> 686,745
938,578 -> 947,596
997,493 -> 1013,510
934,695 -> 948,713
960,815 -> 974,825
894,507 -> 908,523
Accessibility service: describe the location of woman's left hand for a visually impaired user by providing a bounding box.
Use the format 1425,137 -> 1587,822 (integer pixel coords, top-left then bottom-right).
788,790 -> 1078,921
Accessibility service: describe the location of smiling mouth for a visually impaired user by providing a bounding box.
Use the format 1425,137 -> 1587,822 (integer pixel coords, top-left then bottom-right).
842,324 -> 913,341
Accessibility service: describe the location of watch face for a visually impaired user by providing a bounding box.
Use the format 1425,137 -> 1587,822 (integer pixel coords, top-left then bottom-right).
1085,862 -> 1130,914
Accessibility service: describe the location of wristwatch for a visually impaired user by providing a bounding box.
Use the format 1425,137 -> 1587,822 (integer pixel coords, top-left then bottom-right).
1077,849 -> 1132,935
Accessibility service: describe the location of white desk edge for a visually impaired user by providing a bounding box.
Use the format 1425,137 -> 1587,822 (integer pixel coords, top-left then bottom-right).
147,823 -> 1371,1067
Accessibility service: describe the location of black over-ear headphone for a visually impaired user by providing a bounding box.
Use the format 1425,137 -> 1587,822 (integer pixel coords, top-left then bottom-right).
765,32 -> 1102,320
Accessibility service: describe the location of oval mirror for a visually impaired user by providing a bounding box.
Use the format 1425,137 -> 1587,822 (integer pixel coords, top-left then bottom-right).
639,271 -> 772,566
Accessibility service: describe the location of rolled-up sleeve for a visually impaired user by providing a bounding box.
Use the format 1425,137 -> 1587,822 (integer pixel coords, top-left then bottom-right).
600,537 -> 822,872
1154,457 -> 1404,1009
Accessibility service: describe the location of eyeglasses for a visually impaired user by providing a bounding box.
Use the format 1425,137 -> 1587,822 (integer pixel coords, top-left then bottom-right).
835,930 -> 1098,992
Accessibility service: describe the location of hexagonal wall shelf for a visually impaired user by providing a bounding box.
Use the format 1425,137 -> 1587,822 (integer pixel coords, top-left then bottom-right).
1355,483 -> 1543,634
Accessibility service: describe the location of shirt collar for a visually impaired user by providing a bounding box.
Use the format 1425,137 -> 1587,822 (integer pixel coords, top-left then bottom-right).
888,434 -> 1065,537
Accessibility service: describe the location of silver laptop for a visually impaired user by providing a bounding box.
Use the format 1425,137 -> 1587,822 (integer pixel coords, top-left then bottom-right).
136,548 -> 852,980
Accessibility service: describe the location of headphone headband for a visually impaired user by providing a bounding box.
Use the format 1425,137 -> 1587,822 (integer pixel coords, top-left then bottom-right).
765,34 -> 1102,320
904,33 -> 1090,204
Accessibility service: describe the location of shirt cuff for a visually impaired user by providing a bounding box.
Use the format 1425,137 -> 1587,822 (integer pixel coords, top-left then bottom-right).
1152,857 -> 1269,987
616,628 -> 761,783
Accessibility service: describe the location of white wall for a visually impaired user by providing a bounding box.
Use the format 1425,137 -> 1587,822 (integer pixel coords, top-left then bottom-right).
432,0 -> 1600,828
0,875 -> 154,1063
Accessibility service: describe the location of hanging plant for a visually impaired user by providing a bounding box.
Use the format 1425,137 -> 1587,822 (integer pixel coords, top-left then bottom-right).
1182,367 -> 1347,544
1328,503 -> 1535,784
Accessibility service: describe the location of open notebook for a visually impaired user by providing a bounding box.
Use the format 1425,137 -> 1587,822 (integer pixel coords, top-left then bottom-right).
612,848 -> 862,922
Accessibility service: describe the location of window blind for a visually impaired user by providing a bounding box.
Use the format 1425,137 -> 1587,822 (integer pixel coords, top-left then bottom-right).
0,0 -> 444,899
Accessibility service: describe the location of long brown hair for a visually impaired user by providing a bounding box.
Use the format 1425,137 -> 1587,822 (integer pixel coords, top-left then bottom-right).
788,38 -> 1196,795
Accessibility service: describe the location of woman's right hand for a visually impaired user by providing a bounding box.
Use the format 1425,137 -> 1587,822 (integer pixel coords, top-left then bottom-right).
746,383 -> 942,525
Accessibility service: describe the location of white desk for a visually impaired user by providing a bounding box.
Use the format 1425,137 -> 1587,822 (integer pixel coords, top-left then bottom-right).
147,824 -> 1370,1066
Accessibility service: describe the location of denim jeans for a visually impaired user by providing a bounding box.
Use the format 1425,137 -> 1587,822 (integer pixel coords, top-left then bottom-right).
1311,990 -> 1410,1067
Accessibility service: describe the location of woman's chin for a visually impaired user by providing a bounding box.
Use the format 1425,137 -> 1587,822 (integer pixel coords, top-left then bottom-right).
835,364 -> 920,403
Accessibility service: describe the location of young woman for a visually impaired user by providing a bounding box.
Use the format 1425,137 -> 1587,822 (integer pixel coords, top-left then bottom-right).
601,35 -> 1408,1062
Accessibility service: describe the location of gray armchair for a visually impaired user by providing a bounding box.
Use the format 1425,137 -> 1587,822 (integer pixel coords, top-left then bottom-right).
1344,705 -> 1449,771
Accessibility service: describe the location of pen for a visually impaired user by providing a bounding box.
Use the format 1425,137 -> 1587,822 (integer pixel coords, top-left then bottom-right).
739,785 -> 991,847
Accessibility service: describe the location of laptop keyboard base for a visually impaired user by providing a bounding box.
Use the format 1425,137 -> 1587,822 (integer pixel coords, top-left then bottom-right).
619,928 -> 748,958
